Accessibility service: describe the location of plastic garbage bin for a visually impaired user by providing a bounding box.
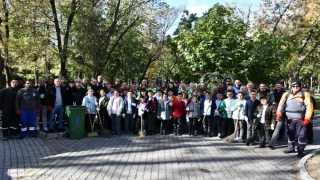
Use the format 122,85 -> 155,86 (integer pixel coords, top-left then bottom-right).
66,106 -> 87,139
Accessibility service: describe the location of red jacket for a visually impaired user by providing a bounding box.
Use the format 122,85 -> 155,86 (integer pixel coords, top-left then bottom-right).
172,100 -> 186,117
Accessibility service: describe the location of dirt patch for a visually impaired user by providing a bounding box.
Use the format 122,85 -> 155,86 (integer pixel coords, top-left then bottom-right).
306,152 -> 320,180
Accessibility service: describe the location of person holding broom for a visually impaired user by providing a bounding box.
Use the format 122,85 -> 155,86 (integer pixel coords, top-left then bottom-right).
82,89 -> 97,135
230,92 -> 247,143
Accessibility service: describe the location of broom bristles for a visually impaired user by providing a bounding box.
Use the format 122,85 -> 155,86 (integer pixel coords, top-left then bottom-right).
224,119 -> 239,143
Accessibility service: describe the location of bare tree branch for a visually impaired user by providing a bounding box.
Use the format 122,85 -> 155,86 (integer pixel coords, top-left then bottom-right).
272,1 -> 291,34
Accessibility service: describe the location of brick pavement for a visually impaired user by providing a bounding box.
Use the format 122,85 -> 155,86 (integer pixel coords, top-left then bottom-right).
0,120 -> 319,180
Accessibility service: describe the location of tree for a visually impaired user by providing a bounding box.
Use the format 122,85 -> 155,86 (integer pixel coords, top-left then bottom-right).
50,0 -> 79,78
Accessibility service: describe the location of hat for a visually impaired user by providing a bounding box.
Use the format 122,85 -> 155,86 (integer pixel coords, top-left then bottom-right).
174,80 -> 180,83
291,80 -> 301,87
61,76 -> 67,80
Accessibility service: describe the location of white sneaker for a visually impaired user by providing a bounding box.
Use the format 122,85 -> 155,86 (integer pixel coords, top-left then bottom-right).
43,126 -> 48,131
236,138 -> 243,143
218,133 -> 221,137
36,126 -> 40,130
234,137 -> 240,141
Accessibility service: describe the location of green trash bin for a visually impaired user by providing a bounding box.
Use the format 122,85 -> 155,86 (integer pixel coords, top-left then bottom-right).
66,106 -> 87,139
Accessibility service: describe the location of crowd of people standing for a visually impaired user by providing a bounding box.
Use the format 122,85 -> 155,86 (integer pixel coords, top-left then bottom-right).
0,76 -> 316,157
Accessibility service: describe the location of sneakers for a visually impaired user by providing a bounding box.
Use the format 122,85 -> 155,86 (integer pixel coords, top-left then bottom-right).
236,138 -> 243,143
43,127 -> 49,132
218,133 -> 221,137
36,126 -> 40,131
234,137 -> 243,143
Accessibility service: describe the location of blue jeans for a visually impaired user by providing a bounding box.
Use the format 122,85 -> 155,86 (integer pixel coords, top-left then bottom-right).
20,109 -> 37,137
49,105 -> 64,129
111,114 -> 121,133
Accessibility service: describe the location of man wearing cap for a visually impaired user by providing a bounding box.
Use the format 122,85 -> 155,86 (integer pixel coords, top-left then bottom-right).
276,80 -> 314,157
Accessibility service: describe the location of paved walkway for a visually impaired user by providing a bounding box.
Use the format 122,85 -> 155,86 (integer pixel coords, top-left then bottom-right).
0,120 -> 319,180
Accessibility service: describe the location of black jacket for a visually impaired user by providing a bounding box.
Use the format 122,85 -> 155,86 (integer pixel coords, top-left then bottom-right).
245,99 -> 261,122
70,87 -> 87,105
46,86 -> 68,108
98,96 -> 109,114
34,85 -> 47,106
200,98 -> 217,117
0,87 -> 19,112
122,97 -> 137,114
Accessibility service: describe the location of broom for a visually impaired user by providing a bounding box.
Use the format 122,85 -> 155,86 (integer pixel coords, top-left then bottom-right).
138,110 -> 145,137
96,109 -> 112,138
87,109 -> 99,137
224,107 -> 240,143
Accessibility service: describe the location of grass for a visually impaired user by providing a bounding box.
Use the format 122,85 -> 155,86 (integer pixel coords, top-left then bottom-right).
313,95 -> 320,116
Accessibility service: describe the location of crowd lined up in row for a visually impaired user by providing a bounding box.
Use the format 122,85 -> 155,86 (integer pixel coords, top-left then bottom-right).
0,76 -> 315,157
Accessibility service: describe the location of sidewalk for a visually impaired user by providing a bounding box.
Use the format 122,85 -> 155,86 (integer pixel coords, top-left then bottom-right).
0,120 -> 319,180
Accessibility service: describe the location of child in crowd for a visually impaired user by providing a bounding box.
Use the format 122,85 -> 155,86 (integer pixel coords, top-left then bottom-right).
136,96 -> 148,134
157,94 -> 172,135
82,89 -> 97,134
186,95 -> 201,135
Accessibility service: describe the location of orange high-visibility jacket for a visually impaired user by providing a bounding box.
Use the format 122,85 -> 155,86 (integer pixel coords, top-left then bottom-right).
276,91 -> 314,121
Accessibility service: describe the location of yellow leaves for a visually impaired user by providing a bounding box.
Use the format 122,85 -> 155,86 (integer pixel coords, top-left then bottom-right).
305,2 -> 320,24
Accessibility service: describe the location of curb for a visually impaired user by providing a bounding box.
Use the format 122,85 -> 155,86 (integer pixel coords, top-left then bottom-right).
298,148 -> 320,180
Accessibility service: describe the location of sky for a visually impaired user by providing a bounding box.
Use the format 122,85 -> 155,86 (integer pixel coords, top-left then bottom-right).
164,0 -> 262,34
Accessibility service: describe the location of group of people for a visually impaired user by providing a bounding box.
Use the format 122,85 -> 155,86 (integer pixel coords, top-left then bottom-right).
0,76 -> 315,157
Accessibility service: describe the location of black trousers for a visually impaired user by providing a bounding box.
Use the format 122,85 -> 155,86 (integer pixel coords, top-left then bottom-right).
257,123 -> 271,146
125,113 -> 135,132
85,114 -> 96,133
173,117 -> 183,135
147,112 -> 156,133
188,118 -> 198,135
160,120 -> 170,134
213,116 -> 222,135
1,112 -> 19,137
203,115 -> 213,136
220,118 -> 234,137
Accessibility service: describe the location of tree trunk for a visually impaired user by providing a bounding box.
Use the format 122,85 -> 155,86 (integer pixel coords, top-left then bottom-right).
4,65 -> 10,87
50,0 -> 77,78
139,60 -> 152,84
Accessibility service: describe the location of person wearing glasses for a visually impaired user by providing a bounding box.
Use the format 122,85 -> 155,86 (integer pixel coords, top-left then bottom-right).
0,78 -> 21,141
276,80 -> 314,157
224,77 -> 232,91
15,80 -> 40,139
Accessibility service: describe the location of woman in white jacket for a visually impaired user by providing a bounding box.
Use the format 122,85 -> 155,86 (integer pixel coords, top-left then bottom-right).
231,92 -> 247,143
107,90 -> 124,135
